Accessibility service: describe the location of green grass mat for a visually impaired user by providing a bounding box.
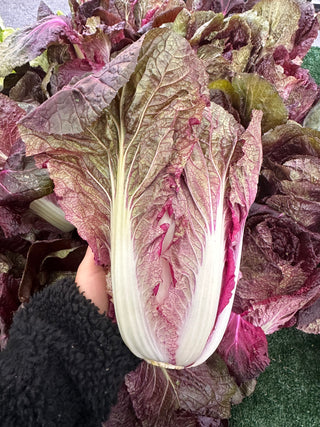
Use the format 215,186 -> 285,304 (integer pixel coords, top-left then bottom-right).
302,46 -> 320,85
230,328 -> 320,427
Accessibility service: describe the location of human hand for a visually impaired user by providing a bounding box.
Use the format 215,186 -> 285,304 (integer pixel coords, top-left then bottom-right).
75,246 -> 109,314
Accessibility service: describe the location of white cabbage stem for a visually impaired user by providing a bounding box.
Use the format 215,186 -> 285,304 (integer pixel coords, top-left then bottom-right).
29,197 -> 75,232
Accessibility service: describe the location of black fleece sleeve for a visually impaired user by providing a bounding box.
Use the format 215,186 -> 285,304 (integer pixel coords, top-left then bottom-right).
0,278 -> 140,427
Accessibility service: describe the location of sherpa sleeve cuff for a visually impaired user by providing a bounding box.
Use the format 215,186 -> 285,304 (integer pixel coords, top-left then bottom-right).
0,277 -> 140,426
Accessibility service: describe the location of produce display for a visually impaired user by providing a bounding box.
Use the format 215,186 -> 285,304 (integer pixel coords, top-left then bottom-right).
1,0 -> 320,425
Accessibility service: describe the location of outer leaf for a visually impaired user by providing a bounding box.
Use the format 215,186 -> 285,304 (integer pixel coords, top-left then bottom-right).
0,15 -> 78,78
192,14 -> 253,79
103,384 -> 141,426
235,211 -> 320,306
260,123 -> 320,232
197,44 -> 232,82
251,0 -> 300,52
261,122 -> 320,159
122,354 -> 242,426
8,70 -> 47,105
256,48 -> 319,123
21,36 -> 144,135
0,147 -> 54,207
0,95 -> 53,240
0,94 -> 25,168
231,73 -> 288,134
137,0 -> 186,29
185,11 -> 224,45
290,0 -> 319,60
217,312 -> 269,384
296,295 -> 320,334
243,280 -> 320,335
186,0 -> 257,16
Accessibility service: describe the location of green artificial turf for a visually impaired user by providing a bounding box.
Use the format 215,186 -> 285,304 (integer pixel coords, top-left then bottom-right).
302,46 -> 320,85
229,328 -> 320,427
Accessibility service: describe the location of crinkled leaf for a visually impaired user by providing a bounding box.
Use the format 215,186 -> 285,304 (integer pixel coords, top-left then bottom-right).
211,0 -> 248,15
0,94 -> 25,168
171,8 -> 192,37
0,95 -> 54,239
261,122 -> 320,160
266,195 -> 320,233
20,36 -> 144,135
208,14 -> 253,70
0,148 -> 54,207
185,11 -> 224,45
149,6 -> 186,29
236,207 -> 320,335
235,210 -> 320,313
296,296 -> 320,334
8,70 -> 47,105
186,0 -> 257,16
0,6 -> 114,86
133,0 -> 185,29
256,48 -> 319,123
123,355 -> 242,426
265,156 -> 320,202
191,13 -> 254,78
217,312 -> 269,384
186,0 -> 217,11
260,123 -> 320,231
229,73 -> 288,133
0,15 -> 78,78
242,275 -> 320,334
50,59 -> 94,94
106,0 -> 137,29
1,63 -> 46,104
290,0 -> 319,60
0,205 -> 51,240
252,0 -> 300,52
103,383 -> 141,426
303,98 -> 320,131
198,44 -> 232,82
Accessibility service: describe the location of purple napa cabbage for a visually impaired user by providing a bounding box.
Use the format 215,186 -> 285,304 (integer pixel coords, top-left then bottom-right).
19,28 -> 262,368
260,122 -> 320,232
234,207 -> 320,334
